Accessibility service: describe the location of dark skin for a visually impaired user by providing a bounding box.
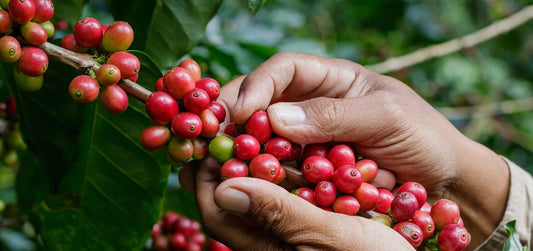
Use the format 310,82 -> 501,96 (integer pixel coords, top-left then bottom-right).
180,52 -> 510,250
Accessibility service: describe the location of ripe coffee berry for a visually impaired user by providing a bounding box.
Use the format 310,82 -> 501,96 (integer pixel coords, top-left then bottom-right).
220,158 -> 248,180
327,144 -> 356,168
60,34 -> 87,53
99,85 -> 128,114
207,101 -> 226,123
0,10 -> 12,33
32,0 -> 54,23
412,210 -> 435,239
332,195 -> 360,216
332,165 -> 362,194
195,78 -> 220,101
179,59 -> 202,82
301,156 -> 334,184
302,143 -> 329,159
374,188 -> 394,214
314,180 -> 337,207
73,17 -> 103,48
281,142 -> 302,162
69,75 -> 100,103
107,52 -> 140,79
96,64 -> 121,86
208,239 -> 231,251
192,138 -> 209,160
0,36 -> 21,63
154,77 -> 165,92
245,110 -> 272,144
184,88 -> 210,115
140,125 -> 171,152
264,137 -> 292,160
291,187 -> 317,205
145,91 -> 179,125
21,21 -> 48,45
249,153 -> 282,183
431,199 -> 461,229
101,21 -> 134,52
391,191 -> 418,222
232,134 -> 260,161
171,112 -> 203,139
17,46 -> 48,77
397,182 -> 427,209
438,224 -> 471,251
355,159 -> 379,183
199,109 -> 219,138
393,221 -> 423,248
9,0 -> 35,24
353,182 -> 380,211
163,67 -> 196,100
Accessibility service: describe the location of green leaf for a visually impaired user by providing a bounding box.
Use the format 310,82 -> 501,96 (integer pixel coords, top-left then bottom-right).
52,0 -> 89,25
248,0 -> 268,15
108,0 -> 222,69
504,220 -> 530,251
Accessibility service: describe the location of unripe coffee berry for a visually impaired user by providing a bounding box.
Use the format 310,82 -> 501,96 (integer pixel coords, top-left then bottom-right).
21,21 -> 48,46
9,0 -> 35,24
101,21 -> 134,52
145,91 -> 179,125
0,10 -> 12,33
13,66 -> 43,92
69,75 -> 100,103
220,158 -> 248,180
163,67 -> 195,100
249,153 -> 282,182
73,17 -> 103,48
17,46 -> 48,77
96,64 -> 121,86
208,136 -> 234,163
32,0 -> 54,23
245,110 -> 272,144
107,52 -> 140,79
100,85 -> 128,114
171,112 -> 202,139
301,156 -> 334,183
140,125 -> 171,152
179,59 -> 202,82
183,88 -> 210,115
168,138 -> 193,164
195,78 -> 220,101
0,36 -> 21,63
40,20 -> 55,38
233,134 -> 260,161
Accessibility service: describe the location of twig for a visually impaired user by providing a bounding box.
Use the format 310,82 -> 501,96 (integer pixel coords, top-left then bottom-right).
366,5 -> 533,74
437,97 -> 533,121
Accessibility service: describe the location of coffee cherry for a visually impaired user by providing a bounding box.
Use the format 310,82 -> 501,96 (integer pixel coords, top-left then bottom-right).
208,239 -> 231,251
391,191 -> 418,222
419,202 -> 432,214
190,232 -> 206,247
199,109 -> 219,138
170,233 -> 187,249
9,0 -> 35,24
69,75 -> 100,103
353,182 -> 379,211
192,137 -> 208,160
32,0 -> 54,23
183,88 -> 210,115
171,112 -> 202,139
151,221 -> 163,238
332,195 -> 360,215
0,36 -> 21,63
302,143 -> 328,159
13,66 -> 43,91
437,224 -> 471,251
0,10 -> 12,33
17,46 -> 48,77
245,110 -> 272,144
174,217 -> 195,237
374,188 -> 394,214
327,144 -> 355,169
168,137 -> 193,164
281,142 -> 302,162
264,137 -> 292,160
431,199 -> 461,229
39,20 -> 54,38
249,153 -> 282,182
99,85 -> 128,114
195,78 -> 220,101
220,158 -> 248,180
179,59 -> 201,82
207,101 -> 226,123
151,234 -> 169,251
21,21 -> 48,45
163,67 -> 195,101
223,122 -> 243,138
208,136 -> 234,163
314,180 -> 336,207
54,19 -> 68,31
412,210 -> 435,239
107,51 -> 140,79
332,165 -> 362,194
397,182 -> 427,209
393,222 -> 423,248
154,77 -> 165,92
301,156 -> 334,184
145,91 -> 179,125
140,125 -> 171,152
271,166 -> 286,184
162,211 -> 180,233
60,34 -> 88,53
73,17 -> 103,48
101,21 -> 134,52
355,159 -> 378,183
96,64 -> 121,86
291,187 -> 317,205
128,73 -> 138,82
232,134 -> 260,161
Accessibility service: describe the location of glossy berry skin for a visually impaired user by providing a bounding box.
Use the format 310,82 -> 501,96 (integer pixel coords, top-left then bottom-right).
220,158 -> 248,180
140,125 -> 171,152
145,91 -> 179,125
207,101 -> 226,123
419,202 -> 432,214
393,222 -> 424,248
301,156 -> 334,184
374,188 -> 394,214
314,181 -> 337,207
327,144 -> 355,169
438,224 -> 471,251
397,182 -> 427,209
264,137 -> 292,160
40,20 -> 54,38
0,36 -> 21,63
291,187 -> 316,205
208,136 -> 234,163
302,143 -> 329,159
9,0 -> 35,24
179,59 -> 201,82
332,165 -> 362,194
69,75 -> 99,103
99,85 -> 128,114
162,211 -> 179,233
271,166 -> 286,184
128,73 -> 138,82
171,112 -> 202,139
192,137 -> 208,160
431,199 -> 461,229
249,153 -> 282,182
96,64 -> 121,86
332,195 -> 360,215
412,210 -> 435,239
233,134 -> 261,161
168,138 -> 194,164
32,0 -> 54,23
0,10 -> 12,33
391,191 -> 419,222
184,88 -> 210,115
154,77 -> 165,92
223,122 -> 243,138
73,17 -> 102,48
199,109 -> 219,138
107,52 -> 140,79
355,159 -> 379,183
60,34 -> 87,53
101,21 -> 134,52
163,67 -> 195,100
245,110 -> 272,144
195,78 -> 220,101
281,142 -> 302,162
13,66 -> 43,92
208,239 -> 231,251
17,46 -> 48,77
353,183 -> 379,211
21,21 -> 47,46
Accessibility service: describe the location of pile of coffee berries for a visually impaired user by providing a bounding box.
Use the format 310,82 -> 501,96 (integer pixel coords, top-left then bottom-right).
140,58 -> 226,166
0,0 -> 55,92
150,211 -> 231,251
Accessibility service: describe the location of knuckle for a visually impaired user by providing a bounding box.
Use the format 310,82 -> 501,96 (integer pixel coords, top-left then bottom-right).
307,97 -> 345,134
251,195 -> 290,233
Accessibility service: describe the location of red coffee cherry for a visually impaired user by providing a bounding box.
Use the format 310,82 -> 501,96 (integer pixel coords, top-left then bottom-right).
154,77 -> 165,92
314,180 -> 337,207
179,59 -> 201,82
192,137 -> 209,160
17,46 -> 48,77
195,78 -> 220,101
302,143 -> 328,159
271,165 -> 286,184
73,17 -> 103,48
353,182 -> 379,211
199,109 -> 219,138
245,110 -> 272,144
0,10 -> 13,33
167,137 -> 194,164
13,66 -> 43,92
163,67 -> 195,100
437,224 -> 471,251
9,0 -> 35,24
327,144 -> 355,169
374,188 -> 394,214
96,64 -> 121,86
264,137 -> 292,160
140,125 -> 171,152
151,221 -> 163,238
183,88 -> 210,115
208,239 -> 231,251
233,134 -> 260,161
301,156 -> 334,184
68,75 -> 100,103
171,112 -> 202,139
162,211 -> 179,233
32,0 -> 54,23
332,165 -> 362,194
391,191 -> 419,222
0,36 -> 21,63
101,21 -> 134,52
332,195 -> 360,216
128,73 -> 138,82
21,21 -> 47,45
355,159 -> 379,183
60,34 -> 88,53
419,202 -> 432,214
291,187 -> 317,205
397,182 -> 427,209
220,158 -> 248,180
412,210 -> 435,239
249,153 -> 282,182
281,142 -> 302,162
145,91 -> 179,125
431,199 -> 461,229
170,233 -> 187,249
107,51 -> 140,79
207,101 -> 226,123
99,85 -> 128,114
393,222 -> 424,248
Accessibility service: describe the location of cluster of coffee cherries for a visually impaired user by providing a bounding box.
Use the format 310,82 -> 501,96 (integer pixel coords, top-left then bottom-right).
150,211 -> 231,251
0,95 -> 26,167
139,58 -> 226,166
61,16 -> 138,114
0,0 -> 55,92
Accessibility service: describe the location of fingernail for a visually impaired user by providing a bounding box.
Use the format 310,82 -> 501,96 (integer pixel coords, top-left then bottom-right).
217,188 -> 250,214
269,103 -> 306,126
